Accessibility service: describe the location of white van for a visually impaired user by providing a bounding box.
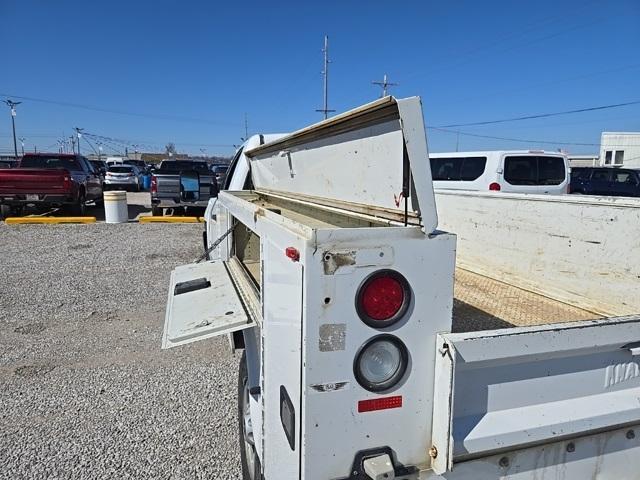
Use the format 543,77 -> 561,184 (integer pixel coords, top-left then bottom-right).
105,157 -> 125,167
429,150 -> 570,195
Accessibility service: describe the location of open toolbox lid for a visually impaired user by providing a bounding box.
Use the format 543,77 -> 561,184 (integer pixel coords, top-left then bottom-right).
162,260 -> 255,349
244,96 -> 438,232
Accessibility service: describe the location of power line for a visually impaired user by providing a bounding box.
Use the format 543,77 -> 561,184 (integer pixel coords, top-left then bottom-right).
0,93 -> 241,127
429,126 -> 640,148
433,100 -> 640,128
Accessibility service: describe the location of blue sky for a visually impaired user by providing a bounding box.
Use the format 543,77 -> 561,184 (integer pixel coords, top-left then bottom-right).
1,0 -> 638,156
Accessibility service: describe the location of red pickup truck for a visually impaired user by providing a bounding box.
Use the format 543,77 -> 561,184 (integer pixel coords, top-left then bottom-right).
0,153 -> 103,218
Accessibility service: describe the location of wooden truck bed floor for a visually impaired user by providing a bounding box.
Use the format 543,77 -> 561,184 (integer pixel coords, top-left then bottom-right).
453,268 -> 601,332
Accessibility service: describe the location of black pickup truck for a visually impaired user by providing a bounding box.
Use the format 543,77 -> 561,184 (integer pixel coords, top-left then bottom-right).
150,160 -> 218,216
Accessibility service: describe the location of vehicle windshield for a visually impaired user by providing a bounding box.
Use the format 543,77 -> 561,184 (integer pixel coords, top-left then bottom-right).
20,155 -> 81,170
212,165 -> 228,174
160,161 -> 209,172
109,166 -> 134,173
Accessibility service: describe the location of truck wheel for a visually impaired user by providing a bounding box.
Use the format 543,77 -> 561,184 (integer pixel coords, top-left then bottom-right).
151,205 -> 163,217
69,193 -> 86,216
239,352 -> 262,480
0,204 -> 11,220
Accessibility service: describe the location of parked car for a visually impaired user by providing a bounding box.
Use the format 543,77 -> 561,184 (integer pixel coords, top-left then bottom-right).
104,164 -> 142,192
571,167 -> 640,197
0,153 -> 102,217
124,159 -> 149,173
0,159 -> 17,169
89,159 -> 108,177
150,160 -> 218,216
429,150 -> 570,195
210,164 -> 228,188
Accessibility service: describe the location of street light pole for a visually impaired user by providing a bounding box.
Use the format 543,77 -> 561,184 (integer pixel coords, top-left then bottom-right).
74,127 -> 84,156
19,137 -> 25,155
3,100 -> 21,158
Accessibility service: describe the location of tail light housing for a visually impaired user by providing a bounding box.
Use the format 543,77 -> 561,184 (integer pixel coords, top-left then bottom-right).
356,270 -> 410,328
151,175 -> 158,194
354,334 -> 409,392
62,176 -> 72,192
489,182 -> 501,191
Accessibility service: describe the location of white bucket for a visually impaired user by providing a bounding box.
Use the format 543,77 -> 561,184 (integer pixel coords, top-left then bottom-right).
103,191 -> 128,223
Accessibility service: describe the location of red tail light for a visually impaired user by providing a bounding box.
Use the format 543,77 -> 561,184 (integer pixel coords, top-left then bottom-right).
489,182 -> 501,191
63,176 -> 71,192
151,175 -> 157,194
356,270 -> 410,327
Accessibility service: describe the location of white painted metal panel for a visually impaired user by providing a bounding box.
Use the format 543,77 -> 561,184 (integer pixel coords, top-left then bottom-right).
162,261 -> 254,349
301,227 -> 456,479
422,424 -> 640,479
260,223 -> 304,479
435,190 -> 640,316
431,316 -> 640,474
245,96 -> 438,232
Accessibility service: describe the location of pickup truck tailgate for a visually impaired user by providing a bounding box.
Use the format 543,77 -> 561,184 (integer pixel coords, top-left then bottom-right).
0,169 -> 70,193
431,315 -> 640,474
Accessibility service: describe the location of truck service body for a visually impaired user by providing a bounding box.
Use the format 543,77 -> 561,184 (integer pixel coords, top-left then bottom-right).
162,97 -> 640,479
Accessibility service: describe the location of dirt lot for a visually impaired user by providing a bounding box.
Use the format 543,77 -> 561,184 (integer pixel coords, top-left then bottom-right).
0,222 -> 241,479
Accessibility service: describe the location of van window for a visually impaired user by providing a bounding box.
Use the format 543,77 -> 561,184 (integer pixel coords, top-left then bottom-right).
430,156 -> 487,181
592,170 -> 610,181
571,168 -> 590,180
504,156 -> 565,186
613,171 -> 637,185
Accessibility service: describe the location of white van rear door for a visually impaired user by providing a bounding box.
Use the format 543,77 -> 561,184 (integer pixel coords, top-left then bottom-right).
162,260 -> 255,349
431,315 -> 640,474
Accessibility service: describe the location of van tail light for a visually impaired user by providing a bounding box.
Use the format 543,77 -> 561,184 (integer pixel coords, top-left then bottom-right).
489,182 -> 501,191
356,270 -> 410,328
151,175 -> 158,194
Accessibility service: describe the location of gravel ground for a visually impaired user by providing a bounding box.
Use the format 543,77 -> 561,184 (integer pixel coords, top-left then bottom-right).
0,223 -> 241,479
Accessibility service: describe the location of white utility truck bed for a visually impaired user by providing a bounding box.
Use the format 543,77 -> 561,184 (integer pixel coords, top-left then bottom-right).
163,96 -> 640,480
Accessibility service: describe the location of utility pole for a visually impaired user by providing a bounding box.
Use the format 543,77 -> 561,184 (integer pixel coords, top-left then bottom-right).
74,127 -> 84,155
3,99 -> 21,158
315,35 -> 335,120
70,136 -> 76,154
19,137 -> 25,155
372,74 -> 398,98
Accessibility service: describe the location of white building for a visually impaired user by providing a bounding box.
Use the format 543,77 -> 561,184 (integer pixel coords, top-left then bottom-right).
600,132 -> 640,168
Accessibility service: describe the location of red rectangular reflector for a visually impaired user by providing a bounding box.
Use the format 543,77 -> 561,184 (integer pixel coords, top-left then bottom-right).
358,395 -> 402,413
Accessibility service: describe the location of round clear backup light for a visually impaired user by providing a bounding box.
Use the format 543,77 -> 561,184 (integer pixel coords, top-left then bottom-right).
354,335 -> 408,392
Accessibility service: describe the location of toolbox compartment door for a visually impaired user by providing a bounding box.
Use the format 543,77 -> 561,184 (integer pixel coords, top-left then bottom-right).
431,315 -> 640,474
162,260 -> 254,349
